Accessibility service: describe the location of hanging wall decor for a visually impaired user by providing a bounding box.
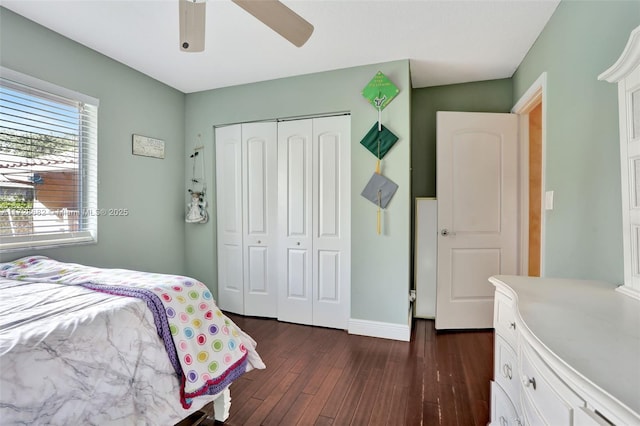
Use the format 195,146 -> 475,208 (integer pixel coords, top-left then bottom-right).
186,137 -> 209,224
359,122 -> 399,174
362,71 -> 400,112
360,71 -> 401,234
132,134 -> 165,159
361,172 -> 398,235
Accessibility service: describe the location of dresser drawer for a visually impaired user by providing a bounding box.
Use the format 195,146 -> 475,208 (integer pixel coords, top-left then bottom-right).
574,407 -> 614,426
521,384 -> 546,426
495,334 -> 520,402
494,290 -> 518,348
491,380 -> 523,426
520,341 -> 584,425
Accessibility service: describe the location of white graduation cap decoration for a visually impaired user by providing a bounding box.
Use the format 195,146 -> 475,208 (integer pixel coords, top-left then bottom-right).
361,172 -> 398,234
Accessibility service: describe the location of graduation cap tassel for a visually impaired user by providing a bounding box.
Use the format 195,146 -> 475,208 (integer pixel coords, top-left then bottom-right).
378,107 -> 382,132
376,139 -> 381,174
377,189 -> 382,235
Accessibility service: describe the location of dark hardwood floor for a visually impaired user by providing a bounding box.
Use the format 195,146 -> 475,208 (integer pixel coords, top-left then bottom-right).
180,315 -> 494,426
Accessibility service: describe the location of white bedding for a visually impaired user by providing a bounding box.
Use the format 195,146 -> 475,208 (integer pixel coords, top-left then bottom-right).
0,258 -> 261,425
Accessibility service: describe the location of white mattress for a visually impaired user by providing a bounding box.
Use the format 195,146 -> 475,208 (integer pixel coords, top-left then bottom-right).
0,277 -> 217,425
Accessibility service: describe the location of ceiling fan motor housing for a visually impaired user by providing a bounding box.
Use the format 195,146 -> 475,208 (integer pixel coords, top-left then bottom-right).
179,0 -> 206,52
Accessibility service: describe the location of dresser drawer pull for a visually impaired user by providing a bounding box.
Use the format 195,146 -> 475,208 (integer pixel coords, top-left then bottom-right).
522,375 -> 537,390
509,322 -> 516,330
502,363 -> 513,380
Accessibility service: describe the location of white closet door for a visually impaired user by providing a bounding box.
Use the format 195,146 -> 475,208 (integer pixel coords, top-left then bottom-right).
215,124 -> 244,314
242,123 -> 278,318
277,116 -> 351,329
312,116 -> 350,329
277,119 -> 314,325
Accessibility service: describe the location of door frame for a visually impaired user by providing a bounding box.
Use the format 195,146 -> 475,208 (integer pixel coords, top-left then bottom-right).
512,72 -> 547,276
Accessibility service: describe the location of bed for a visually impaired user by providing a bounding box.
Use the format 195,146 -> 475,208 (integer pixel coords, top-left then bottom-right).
0,255 -> 265,425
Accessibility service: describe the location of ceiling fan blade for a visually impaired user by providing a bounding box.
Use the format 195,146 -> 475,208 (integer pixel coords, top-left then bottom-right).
232,0 -> 314,47
179,0 -> 206,52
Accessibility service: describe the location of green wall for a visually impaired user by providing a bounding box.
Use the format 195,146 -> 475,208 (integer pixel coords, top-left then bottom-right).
0,8 -> 187,274
412,79 -> 513,199
512,0 -> 639,282
185,61 -> 413,326
410,79 -> 513,287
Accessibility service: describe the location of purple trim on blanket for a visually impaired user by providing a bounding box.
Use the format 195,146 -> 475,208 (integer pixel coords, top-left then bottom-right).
185,355 -> 248,401
80,283 -> 183,376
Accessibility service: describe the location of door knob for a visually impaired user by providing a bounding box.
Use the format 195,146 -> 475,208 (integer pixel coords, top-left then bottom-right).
441,229 -> 449,236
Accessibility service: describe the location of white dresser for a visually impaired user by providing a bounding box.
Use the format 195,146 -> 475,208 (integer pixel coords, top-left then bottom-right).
489,275 -> 640,425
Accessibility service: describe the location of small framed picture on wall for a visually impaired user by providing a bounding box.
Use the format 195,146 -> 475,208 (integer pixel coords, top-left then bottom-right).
132,134 -> 165,159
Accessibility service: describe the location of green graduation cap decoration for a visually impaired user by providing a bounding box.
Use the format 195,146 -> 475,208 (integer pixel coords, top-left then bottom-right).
360,123 -> 399,173
361,172 -> 398,234
362,71 -> 399,111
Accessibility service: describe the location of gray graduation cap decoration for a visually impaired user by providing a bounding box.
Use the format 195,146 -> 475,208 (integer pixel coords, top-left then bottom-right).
361,172 -> 398,234
360,123 -> 399,173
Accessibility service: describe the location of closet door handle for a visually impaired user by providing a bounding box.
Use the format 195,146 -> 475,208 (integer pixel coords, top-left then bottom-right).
257,240 -> 262,244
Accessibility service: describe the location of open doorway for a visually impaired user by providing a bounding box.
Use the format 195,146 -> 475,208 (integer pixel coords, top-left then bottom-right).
527,101 -> 542,276
513,72 -> 546,277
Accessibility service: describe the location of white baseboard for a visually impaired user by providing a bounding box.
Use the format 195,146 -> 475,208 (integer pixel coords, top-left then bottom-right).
348,318 -> 411,341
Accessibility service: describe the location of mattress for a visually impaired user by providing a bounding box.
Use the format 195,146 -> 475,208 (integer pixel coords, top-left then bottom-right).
0,256 -> 264,425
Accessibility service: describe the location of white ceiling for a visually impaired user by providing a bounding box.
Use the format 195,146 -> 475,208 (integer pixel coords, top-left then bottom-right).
1,0 -> 560,94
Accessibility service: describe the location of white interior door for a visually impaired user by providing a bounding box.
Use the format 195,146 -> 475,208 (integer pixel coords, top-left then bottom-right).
277,115 -> 351,329
435,111 -> 519,330
312,116 -> 351,329
277,119 -> 314,325
242,122 -> 278,318
215,124 -> 244,314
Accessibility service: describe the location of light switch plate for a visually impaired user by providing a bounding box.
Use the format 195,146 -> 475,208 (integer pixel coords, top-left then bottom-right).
545,190 -> 554,210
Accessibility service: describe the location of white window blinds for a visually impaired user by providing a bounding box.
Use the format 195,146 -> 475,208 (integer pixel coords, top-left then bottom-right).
0,68 -> 98,251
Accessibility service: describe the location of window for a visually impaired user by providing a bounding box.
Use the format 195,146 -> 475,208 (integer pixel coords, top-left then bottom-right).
0,68 -> 98,251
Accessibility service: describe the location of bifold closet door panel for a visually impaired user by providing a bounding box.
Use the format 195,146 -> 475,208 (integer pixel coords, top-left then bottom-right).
312,116 -> 351,330
277,119 -> 314,325
242,122 -> 278,318
217,116 -> 350,328
215,124 -> 244,314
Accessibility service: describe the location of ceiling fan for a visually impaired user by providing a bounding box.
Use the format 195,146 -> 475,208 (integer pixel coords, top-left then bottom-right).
179,0 -> 314,52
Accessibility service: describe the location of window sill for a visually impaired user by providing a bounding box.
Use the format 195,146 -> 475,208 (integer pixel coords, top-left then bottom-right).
0,232 -> 97,252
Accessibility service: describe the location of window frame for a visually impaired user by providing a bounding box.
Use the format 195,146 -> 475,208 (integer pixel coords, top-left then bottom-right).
0,67 -> 99,252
